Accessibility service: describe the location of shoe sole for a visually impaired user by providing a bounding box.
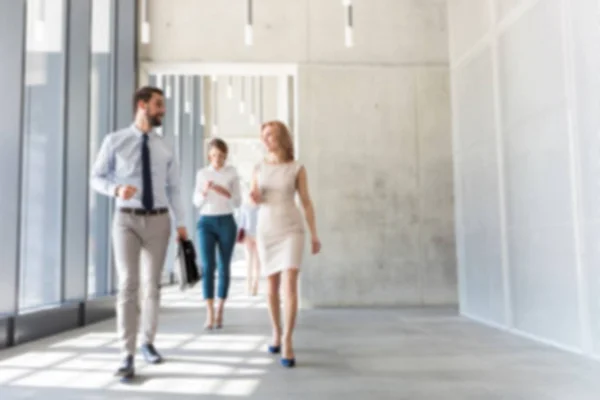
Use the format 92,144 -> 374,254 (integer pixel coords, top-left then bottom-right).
119,374 -> 135,383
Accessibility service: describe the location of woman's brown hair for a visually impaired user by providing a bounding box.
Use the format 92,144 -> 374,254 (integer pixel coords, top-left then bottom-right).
261,120 -> 294,162
208,137 -> 228,155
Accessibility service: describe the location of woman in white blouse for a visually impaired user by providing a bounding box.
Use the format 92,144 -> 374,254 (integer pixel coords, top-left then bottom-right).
193,138 -> 241,329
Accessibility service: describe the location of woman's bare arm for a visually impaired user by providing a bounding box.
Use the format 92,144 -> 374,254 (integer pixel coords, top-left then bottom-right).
296,166 -> 318,240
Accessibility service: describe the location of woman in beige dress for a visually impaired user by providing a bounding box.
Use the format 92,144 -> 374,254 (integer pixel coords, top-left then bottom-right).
250,120 -> 321,368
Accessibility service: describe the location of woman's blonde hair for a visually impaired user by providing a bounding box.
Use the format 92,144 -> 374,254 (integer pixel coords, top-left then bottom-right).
261,120 -> 294,162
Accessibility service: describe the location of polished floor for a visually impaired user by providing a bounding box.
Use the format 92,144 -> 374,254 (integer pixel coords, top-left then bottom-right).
1,263 -> 599,399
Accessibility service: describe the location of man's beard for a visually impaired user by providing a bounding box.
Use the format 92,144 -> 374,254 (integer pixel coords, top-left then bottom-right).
146,112 -> 163,127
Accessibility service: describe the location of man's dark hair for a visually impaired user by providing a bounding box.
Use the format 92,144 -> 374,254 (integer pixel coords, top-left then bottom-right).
133,86 -> 164,113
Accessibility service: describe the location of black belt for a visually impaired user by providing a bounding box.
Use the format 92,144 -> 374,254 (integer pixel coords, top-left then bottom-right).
119,207 -> 169,216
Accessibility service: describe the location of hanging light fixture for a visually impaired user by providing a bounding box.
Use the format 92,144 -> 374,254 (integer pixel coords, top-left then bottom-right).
34,0 -> 45,44
227,76 -> 234,99
258,76 -> 264,124
212,77 -> 219,135
342,0 -> 354,48
174,77 -> 180,137
249,76 -> 256,126
245,0 -> 253,46
165,75 -> 172,99
155,74 -> 164,135
199,77 -> 206,126
184,76 -> 192,114
141,0 -> 151,44
240,76 -> 246,114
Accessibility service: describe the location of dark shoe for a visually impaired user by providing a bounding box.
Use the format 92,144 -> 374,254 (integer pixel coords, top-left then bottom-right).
268,345 -> 281,354
141,343 -> 163,364
115,355 -> 135,381
280,358 -> 296,368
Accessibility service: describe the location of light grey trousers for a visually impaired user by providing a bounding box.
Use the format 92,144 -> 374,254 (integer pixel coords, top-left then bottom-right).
112,211 -> 171,357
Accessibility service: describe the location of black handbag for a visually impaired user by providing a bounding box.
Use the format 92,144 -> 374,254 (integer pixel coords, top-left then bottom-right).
175,239 -> 201,290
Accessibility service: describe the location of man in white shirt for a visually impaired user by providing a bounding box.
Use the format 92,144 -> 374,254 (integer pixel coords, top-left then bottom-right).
90,86 -> 187,381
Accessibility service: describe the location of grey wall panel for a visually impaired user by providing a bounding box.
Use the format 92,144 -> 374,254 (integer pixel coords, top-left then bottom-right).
450,0 -> 600,357
114,0 -> 137,129
180,77 -> 197,237
63,0 -> 92,301
0,0 -> 26,315
497,0 -> 581,348
192,77 -> 205,246
454,48 -> 506,324
571,0 -> 600,356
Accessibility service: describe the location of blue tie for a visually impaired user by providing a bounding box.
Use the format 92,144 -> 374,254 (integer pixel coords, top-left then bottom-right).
141,134 -> 154,210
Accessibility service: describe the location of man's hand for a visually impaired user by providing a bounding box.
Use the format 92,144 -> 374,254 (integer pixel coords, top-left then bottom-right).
116,185 -> 137,200
176,227 -> 188,241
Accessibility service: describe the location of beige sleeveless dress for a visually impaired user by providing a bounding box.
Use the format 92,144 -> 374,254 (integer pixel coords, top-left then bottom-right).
256,161 -> 305,276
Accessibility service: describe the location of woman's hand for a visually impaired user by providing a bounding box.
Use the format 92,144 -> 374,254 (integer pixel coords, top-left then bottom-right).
311,236 -> 322,255
211,183 -> 232,198
202,180 -> 213,196
249,188 -> 262,204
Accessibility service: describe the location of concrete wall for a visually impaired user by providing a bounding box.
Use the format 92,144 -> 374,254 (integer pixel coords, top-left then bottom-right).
142,0 -> 456,307
449,0 -> 600,356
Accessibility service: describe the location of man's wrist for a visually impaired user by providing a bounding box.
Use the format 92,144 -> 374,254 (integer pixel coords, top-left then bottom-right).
113,185 -> 121,198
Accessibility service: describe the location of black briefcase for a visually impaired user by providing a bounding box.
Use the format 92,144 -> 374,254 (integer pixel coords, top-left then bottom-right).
175,239 -> 201,290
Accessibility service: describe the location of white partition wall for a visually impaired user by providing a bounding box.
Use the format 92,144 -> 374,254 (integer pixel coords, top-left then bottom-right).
449,0 -> 600,356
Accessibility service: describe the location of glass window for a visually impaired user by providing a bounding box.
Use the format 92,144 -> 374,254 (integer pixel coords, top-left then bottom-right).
19,0 -> 67,311
88,0 -> 114,297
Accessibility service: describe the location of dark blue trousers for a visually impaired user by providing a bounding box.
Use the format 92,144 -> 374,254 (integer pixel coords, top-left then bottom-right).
197,214 -> 237,299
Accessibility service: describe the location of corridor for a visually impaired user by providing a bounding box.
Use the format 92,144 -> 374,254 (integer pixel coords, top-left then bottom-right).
0,261 -> 598,400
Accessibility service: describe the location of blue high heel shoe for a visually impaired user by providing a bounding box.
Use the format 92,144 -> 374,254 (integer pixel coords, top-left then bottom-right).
280,358 -> 296,368
268,345 -> 281,354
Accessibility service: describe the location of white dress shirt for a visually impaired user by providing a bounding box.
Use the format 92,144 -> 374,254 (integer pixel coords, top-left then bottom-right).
193,165 -> 242,216
90,124 -> 185,226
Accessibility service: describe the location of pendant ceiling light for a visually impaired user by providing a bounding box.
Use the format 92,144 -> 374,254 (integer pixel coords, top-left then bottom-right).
34,0 -> 45,43
227,76 -> 233,99
258,76 -> 264,124
141,0 -> 151,44
184,76 -> 192,114
249,76 -> 256,126
212,78 -> 219,135
240,76 -> 246,114
342,0 -> 354,48
165,75 -> 172,99
199,77 -> 206,126
245,0 -> 253,46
